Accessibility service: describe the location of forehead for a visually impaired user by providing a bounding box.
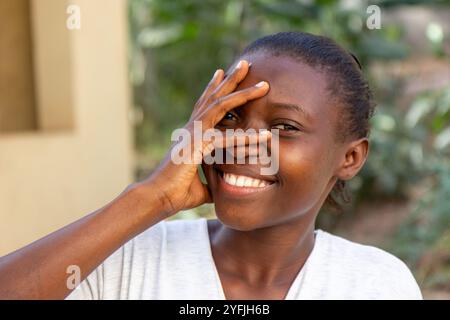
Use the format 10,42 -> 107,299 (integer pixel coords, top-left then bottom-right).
231,53 -> 333,123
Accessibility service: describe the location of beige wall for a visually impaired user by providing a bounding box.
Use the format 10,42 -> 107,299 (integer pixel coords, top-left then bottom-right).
0,0 -> 134,255
0,0 -> 37,132
31,0 -> 75,131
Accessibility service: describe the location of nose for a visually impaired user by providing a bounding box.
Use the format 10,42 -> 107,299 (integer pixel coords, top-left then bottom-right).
223,130 -> 272,165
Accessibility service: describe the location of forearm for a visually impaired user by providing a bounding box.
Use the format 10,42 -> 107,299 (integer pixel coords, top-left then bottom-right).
0,182 -> 168,300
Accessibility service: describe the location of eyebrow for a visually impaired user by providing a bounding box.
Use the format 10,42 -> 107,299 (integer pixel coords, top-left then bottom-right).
270,102 -> 313,122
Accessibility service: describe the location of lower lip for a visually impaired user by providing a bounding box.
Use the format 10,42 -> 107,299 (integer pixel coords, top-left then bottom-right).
216,170 -> 276,197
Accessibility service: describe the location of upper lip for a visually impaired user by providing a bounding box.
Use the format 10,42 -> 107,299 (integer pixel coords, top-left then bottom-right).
214,164 -> 278,183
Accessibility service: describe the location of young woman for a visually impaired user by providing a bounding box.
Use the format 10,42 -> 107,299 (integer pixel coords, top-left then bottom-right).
0,32 -> 422,300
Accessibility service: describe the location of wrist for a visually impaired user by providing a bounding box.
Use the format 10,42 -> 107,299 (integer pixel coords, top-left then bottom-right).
124,181 -> 173,224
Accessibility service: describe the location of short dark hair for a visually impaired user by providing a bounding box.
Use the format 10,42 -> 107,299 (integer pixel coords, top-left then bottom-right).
240,31 -> 376,210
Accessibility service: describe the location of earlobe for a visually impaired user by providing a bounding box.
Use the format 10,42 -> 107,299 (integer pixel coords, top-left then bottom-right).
336,138 -> 369,181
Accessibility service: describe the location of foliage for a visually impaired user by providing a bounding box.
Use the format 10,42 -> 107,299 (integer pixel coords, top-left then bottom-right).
128,0 -> 411,169
390,86 -> 450,290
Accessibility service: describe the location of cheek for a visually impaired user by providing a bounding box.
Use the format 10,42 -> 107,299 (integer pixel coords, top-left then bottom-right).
279,140 -> 331,206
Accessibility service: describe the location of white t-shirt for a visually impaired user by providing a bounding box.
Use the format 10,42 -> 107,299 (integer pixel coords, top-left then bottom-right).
66,218 -> 422,300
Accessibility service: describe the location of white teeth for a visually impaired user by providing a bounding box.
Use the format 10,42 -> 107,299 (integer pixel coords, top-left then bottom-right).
243,177 -> 253,187
236,176 -> 245,187
229,174 -> 237,185
223,173 -> 271,188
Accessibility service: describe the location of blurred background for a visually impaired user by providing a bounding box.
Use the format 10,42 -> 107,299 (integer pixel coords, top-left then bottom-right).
1,0 -> 449,299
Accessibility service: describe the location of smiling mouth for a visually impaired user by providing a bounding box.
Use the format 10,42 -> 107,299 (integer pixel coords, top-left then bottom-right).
222,172 -> 272,188
214,168 -> 276,196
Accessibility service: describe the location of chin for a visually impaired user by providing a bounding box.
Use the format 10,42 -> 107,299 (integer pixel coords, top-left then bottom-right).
213,202 -> 267,231
203,163 -> 280,231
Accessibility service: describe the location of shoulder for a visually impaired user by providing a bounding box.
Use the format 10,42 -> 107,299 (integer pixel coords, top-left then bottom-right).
314,230 -> 422,299
127,216 -> 207,253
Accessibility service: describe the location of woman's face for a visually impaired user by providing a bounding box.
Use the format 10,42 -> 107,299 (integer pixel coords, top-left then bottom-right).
202,53 -> 344,231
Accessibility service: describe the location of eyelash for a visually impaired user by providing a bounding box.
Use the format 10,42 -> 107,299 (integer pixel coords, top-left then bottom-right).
220,112 -> 301,133
271,123 -> 299,131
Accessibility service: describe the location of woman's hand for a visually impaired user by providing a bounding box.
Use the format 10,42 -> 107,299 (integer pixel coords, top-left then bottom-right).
139,60 -> 270,216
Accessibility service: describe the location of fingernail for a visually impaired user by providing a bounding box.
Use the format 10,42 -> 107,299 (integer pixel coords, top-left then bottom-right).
213,69 -> 221,78
255,81 -> 267,88
248,62 -> 253,67
236,60 -> 244,70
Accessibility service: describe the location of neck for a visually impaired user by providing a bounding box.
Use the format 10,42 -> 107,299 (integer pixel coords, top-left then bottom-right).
209,213 -> 316,287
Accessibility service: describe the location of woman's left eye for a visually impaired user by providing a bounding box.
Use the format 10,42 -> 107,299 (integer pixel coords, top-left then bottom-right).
272,124 -> 299,131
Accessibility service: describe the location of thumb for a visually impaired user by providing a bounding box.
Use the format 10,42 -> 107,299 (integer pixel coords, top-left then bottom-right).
201,182 -> 213,204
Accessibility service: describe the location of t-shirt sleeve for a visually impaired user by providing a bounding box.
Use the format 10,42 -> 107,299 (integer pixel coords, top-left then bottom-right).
65,264 -> 104,300
357,244 -> 423,300
319,231 -> 423,300
376,254 -> 423,300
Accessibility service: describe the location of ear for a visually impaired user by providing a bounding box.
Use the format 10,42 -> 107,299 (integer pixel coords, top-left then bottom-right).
335,138 -> 369,181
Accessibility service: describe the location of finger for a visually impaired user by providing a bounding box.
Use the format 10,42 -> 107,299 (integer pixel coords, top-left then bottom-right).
201,183 -> 213,203
204,130 -> 272,153
204,81 -> 269,126
207,60 -> 251,104
223,131 -> 272,162
191,175 -> 213,204
202,131 -> 272,165
195,69 -> 224,110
